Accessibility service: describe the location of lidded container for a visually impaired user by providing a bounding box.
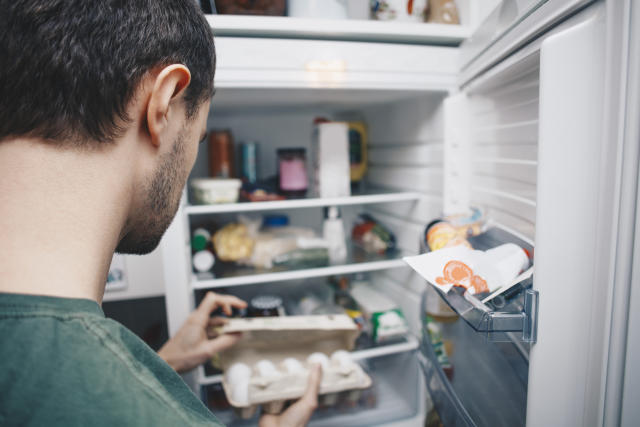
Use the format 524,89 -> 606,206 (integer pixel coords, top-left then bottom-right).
190,178 -> 242,204
277,148 -> 308,198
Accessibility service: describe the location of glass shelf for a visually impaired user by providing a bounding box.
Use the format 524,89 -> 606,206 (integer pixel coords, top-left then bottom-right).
192,246 -> 409,289
184,190 -> 421,215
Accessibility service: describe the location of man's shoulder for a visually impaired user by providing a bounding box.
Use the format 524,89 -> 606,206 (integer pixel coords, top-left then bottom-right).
0,310 -> 222,426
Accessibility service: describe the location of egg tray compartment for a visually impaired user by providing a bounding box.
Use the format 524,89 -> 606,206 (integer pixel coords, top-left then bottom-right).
217,315 -> 372,419
225,355 -> 372,419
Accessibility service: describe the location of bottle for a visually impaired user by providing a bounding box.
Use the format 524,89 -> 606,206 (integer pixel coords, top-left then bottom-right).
239,142 -> 258,184
323,206 -> 347,265
208,130 -> 234,178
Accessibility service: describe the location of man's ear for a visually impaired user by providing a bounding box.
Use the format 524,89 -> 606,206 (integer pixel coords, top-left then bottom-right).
146,64 -> 191,148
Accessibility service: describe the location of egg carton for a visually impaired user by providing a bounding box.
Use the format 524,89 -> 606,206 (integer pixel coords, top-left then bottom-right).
218,315 -> 372,419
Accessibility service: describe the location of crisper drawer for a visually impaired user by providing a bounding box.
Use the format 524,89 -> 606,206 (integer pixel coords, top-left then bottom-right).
213,37 -> 458,90
420,305 -> 529,427
203,351 -> 420,427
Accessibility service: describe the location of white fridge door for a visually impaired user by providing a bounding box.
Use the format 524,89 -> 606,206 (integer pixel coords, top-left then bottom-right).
528,6 -> 610,427
426,1 -> 632,426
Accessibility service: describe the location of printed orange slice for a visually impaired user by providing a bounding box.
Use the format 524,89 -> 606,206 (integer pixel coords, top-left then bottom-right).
435,276 -> 448,285
442,260 -> 473,284
470,275 -> 488,293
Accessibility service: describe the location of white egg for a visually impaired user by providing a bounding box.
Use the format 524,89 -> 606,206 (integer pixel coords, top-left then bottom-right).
226,363 -> 251,386
255,360 -> 280,378
306,352 -> 330,370
230,379 -> 250,406
330,350 -> 352,367
281,358 -> 305,374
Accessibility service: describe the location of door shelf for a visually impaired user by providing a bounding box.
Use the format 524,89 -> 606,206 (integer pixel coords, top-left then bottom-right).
197,335 -> 419,386
415,227 -> 539,343
419,305 -> 530,426
192,248 -> 409,289
185,191 -> 421,215
206,15 -> 471,46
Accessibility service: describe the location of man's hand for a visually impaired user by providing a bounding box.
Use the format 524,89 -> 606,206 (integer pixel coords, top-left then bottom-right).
259,364 -> 323,427
158,292 -> 247,374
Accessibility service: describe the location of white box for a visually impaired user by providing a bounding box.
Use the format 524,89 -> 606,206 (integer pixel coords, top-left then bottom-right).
312,122 -> 351,198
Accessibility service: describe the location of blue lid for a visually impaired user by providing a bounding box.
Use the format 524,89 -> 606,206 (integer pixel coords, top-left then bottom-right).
263,214 -> 289,227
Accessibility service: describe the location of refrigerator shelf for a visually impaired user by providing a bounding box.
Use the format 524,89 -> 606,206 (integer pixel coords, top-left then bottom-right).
184,191 -> 421,215
192,247 -> 409,289
205,15 -> 470,46
197,335 -> 420,386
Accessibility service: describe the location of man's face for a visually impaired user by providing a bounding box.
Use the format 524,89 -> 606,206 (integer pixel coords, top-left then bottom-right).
116,101 -> 210,255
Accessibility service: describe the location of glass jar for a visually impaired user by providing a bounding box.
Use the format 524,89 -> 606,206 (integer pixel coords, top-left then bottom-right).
277,148 -> 307,198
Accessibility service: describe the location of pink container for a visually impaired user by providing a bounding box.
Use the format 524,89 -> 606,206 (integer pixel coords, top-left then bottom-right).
278,148 -> 307,197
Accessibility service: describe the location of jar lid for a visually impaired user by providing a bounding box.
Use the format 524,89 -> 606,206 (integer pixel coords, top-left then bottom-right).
277,148 -> 306,155
250,295 -> 283,310
190,178 -> 242,189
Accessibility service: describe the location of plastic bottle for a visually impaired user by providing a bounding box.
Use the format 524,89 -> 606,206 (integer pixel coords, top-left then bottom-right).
323,206 -> 347,265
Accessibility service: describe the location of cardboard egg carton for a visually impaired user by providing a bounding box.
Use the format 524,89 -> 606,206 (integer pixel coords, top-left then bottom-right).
219,315 -> 372,419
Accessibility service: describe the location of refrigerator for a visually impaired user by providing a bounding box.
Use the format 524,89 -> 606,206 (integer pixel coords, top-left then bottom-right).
149,0 -> 640,425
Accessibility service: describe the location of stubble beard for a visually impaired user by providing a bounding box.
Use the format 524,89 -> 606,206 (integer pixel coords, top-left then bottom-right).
116,131 -> 187,255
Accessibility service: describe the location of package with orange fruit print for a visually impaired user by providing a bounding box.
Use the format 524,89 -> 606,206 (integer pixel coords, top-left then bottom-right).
404,243 -> 533,304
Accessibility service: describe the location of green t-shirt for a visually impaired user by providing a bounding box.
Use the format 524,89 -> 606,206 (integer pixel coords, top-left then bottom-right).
0,293 -> 224,426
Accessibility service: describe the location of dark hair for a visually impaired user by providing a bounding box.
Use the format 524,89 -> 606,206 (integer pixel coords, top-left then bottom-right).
0,0 -> 215,147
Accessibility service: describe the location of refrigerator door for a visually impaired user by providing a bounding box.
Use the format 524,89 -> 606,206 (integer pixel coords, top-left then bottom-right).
460,0 -> 596,86
422,1 -> 621,426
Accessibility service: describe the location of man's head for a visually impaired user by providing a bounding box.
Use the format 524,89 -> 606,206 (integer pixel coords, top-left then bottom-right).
0,0 -> 215,254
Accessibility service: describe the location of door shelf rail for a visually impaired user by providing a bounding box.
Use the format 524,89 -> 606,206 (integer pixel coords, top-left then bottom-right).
432,282 -> 539,343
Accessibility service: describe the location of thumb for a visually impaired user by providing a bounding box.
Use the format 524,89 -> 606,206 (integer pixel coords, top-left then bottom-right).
201,333 -> 242,357
272,363 -> 322,427
301,363 -> 322,407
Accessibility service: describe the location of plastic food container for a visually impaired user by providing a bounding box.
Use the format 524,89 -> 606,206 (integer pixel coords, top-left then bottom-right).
190,178 -> 242,204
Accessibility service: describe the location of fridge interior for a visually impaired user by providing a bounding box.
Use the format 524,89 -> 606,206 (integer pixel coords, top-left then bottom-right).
185,50 -> 540,425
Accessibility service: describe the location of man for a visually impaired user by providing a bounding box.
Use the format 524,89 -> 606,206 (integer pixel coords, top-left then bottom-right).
0,1 -> 320,426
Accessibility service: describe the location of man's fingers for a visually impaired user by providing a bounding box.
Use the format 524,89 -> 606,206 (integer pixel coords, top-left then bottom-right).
206,317 -> 228,338
193,292 -> 247,322
201,333 -> 242,356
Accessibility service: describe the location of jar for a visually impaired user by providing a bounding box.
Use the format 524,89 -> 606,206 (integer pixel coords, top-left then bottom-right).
277,148 -> 307,198
248,295 -> 285,317
208,130 -> 234,178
